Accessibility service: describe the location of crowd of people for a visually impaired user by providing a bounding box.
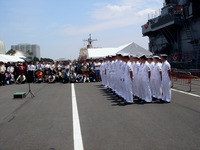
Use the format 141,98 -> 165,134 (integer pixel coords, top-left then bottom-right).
0,59 -> 102,85
0,54 -> 171,104
100,54 -> 171,104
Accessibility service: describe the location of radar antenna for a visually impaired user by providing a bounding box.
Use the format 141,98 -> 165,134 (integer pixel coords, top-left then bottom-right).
83,34 -> 97,48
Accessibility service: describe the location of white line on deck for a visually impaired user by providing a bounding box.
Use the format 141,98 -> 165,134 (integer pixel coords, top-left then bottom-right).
172,88 -> 200,98
71,83 -> 84,150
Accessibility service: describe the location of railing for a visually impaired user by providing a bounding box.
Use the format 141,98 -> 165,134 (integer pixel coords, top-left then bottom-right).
171,69 -> 200,92
171,69 -> 192,92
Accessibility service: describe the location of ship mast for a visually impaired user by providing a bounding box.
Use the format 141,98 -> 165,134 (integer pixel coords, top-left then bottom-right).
83,34 -> 97,48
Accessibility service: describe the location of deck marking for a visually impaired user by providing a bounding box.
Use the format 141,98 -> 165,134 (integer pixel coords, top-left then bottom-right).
71,83 -> 84,150
172,88 -> 200,98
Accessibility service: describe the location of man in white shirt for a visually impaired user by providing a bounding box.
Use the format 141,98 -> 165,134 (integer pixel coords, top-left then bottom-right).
5,63 -> 15,84
0,61 -> 6,85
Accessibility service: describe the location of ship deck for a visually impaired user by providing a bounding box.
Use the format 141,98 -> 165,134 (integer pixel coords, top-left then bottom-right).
0,82 -> 200,150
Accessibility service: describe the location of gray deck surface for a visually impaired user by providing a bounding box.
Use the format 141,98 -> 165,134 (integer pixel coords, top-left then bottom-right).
0,82 -> 200,150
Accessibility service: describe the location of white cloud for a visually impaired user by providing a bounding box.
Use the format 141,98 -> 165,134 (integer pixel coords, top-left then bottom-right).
61,0 -> 162,36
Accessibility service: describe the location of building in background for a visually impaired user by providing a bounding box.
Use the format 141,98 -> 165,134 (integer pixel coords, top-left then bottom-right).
0,41 -> 6,54
11,43 -> 41,59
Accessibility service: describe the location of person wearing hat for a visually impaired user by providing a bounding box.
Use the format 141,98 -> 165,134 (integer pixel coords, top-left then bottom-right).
148,55 -> 155,97
151,56 -> 162,101
139,55 -> 152,103
130,55 -> 140,99
160,54 -> 171,103
123,54 -> 134,104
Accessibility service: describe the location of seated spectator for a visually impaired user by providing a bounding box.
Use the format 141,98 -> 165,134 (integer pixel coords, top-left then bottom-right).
48,73 -> 56,83
16,73 -> 26,84
69,70 -> 76,83
89,68 -> 96,82
56,70 -> 63,82
44,70 -> 49,83
76,74 -> 84,83
5,72 -> 15,85
62,69 -> 69,83
35,70 -> 43,83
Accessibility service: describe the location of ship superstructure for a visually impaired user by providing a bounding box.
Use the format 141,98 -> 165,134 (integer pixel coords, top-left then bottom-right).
142,0 -> 200,69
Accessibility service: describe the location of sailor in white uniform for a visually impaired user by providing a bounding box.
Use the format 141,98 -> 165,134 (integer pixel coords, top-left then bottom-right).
130,55 -> 139,99
140,55 -> 152,103
123,54 -> 134,104
160,54 -> 171,103
148,56 -> 155,98
151,56 -> 162,100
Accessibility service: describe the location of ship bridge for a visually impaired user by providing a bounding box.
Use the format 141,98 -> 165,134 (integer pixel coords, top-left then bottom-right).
141,0 -> 200,69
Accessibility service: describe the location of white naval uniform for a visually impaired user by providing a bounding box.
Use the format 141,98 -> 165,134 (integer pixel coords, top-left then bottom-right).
151,62 -> 162,99
149,61 -> 155,96
138,63 -> 143,99
124,61 -> 133,103
132,61 -> 140,97
162,60 -> 171,102
141,61 -> 152,102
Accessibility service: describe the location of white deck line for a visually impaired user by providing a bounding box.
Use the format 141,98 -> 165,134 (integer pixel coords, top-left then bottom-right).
71,83 -> 84,150
172,88 -> 200,98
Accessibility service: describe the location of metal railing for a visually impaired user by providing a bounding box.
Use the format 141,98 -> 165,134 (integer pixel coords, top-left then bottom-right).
171,69 -> 200,92
171,69 -> 192,92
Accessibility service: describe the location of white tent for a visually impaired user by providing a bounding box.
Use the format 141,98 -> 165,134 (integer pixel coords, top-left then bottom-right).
86,43 -> 131,59
117,42 -> 152,57
87,48 -> 118,59
0,54 -> 25,63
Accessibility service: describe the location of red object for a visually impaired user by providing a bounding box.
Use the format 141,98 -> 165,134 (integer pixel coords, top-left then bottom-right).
144,24 -> 148,29
173,53 -> 179,60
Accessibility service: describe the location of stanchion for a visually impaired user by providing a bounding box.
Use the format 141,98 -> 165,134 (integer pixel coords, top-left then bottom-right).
26,82 -> 35,98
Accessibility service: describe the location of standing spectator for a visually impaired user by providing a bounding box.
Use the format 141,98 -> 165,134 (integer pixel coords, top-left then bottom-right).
0,61 -> 6,85
27,62 -> 35,83
94,59 -> 101,82
5,63 -> 15,84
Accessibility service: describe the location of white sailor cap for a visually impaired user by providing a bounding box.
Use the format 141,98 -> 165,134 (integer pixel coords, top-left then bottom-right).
139,55 -> 147,59
153,55 -> 161,59
160,54 -> 168,57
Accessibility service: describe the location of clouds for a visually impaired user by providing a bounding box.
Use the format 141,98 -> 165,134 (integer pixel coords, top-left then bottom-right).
61,0 -> 162,36
0,0 -> 163,59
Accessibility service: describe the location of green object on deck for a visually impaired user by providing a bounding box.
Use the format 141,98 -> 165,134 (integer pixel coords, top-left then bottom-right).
13,92 -> 26,99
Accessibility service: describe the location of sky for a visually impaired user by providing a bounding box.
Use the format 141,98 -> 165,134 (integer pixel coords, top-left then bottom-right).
0,0 -> 163,60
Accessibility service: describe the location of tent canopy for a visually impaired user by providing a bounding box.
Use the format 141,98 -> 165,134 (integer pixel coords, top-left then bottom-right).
117,42 -> 152,57
86,43 -> 132,59
0,54 -> 25,63
87,48 -> 118,59
86,42 -> 151,59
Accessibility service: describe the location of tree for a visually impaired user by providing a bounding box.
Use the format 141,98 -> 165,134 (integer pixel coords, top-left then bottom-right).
6,49 -> 16,55
33,56 -> 39,62
26,50 -> 33,58
40,57 -> 54,62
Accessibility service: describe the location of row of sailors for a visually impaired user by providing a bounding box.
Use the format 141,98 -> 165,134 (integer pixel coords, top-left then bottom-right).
100,54 -> 171,104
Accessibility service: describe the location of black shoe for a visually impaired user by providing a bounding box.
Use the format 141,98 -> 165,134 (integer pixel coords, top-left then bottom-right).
157,99 -> 165,103
124,101 -> 133,105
